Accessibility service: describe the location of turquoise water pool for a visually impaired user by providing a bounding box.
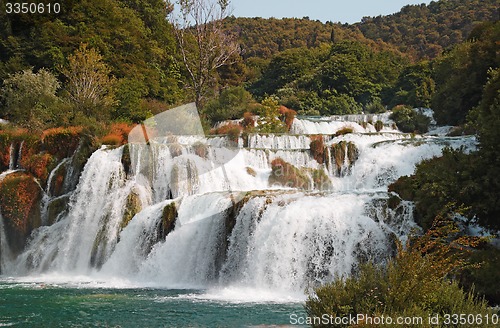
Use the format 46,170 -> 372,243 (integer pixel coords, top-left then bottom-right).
0,280 -> 307,327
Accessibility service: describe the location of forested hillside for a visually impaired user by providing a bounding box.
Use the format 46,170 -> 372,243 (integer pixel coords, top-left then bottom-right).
0,0 -> 498,127
225,0 -> 498,61
356,0 -> 499,59
0,0 -> 182,127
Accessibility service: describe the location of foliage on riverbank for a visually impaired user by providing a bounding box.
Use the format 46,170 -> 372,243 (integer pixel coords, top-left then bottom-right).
306,218 -> 494,327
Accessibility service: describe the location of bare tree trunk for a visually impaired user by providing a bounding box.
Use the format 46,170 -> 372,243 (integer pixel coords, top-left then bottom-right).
168,0 -> 240,107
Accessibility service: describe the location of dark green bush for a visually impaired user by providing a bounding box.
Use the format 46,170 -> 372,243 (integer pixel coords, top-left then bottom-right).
390,105 -> 430,133
306,223 -> 493,327
203,86 -> 257,125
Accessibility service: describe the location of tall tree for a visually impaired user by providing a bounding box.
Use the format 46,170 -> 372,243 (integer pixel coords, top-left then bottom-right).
1,68 -> 60,129
64,44 -> 116,120
167,0 -> 240,106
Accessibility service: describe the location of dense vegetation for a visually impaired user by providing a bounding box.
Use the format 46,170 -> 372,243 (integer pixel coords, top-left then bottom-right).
225,0 -> 498,61
355,0 -> 498,59
306,219 -> 495,327
1,0 -> 498,128
0,0 -> 499,313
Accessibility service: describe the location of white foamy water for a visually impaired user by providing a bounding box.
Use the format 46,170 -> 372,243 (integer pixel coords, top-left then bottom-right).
0,111 -> 477,302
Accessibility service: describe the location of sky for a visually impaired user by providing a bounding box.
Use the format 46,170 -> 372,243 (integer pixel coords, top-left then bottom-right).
229,0 -> 433,24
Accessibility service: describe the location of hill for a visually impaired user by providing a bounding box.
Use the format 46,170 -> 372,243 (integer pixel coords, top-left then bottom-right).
224,0 -> 499,61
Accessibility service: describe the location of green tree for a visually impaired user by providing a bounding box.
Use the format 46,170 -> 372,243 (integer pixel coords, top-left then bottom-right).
431,21 -> 499,125
112,78 -> 152,123
388,61 -> 435,108
1,68 -> 61,129
202,86 -> 256,125
256,97 -> 287,133
250,47 -> 319,97
468,67 -> 500,229
64,44 -> 116,120
389,105 -> 430,133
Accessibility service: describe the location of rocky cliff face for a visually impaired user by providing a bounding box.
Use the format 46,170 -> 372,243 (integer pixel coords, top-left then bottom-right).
0,128 -> 98,256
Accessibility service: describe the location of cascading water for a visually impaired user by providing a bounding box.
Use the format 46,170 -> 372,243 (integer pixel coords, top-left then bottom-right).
1,111 -> 476,300
0,212 -> 13,273
290,113 -> 396,135
8,144 -> 15,170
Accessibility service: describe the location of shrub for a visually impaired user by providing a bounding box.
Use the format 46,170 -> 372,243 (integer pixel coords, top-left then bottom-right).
256,97 -> 287,133
310,135 -> 325,164
305,220 -> 493,327
326,94 -> 363,115
335,127 -> 354,136
211,123 -> 243,144
1,68 -> 61,129
99,123 -> 135,146
100,134 -> 123,146
279,105 -> 297,131
459,246 -> 500,305
42,126 -> 84,158
365,99 -> 386,114
203,86 -> 257,125
374,120 -> 384,132
242,112 -> 256,130
388,148 -> 481,230
390,105 -> 431,133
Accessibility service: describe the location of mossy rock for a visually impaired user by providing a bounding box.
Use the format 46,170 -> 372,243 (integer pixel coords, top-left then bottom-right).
169,143 -> 183,158
158,202 -> 177,240
46,195 -> 70,225
192,141 -> 208,159
42,127 -> 84,159
48,161 -> 67,197
121,144 -> 131,176
73,134 -> 98,172
0,172 -> 42,256
330,141 -> 359,175
387,194 -> 402,209
269,158 -> 312,190
121,190 -> 142,229
308,168 -> 333,191
0,132 -> 14,170
246,167 -> 257,177
21,152 -> 56,183
335,127 -> 354,136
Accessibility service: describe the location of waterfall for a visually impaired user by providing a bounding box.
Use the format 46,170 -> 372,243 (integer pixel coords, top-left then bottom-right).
12,147 -> 151,274
0,212 -> 13,273
291,114 -> 397,135
2,111 -> 477,297
7,141 -> 23,170
219,193 -> 402,291
8,143 -> 15,170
